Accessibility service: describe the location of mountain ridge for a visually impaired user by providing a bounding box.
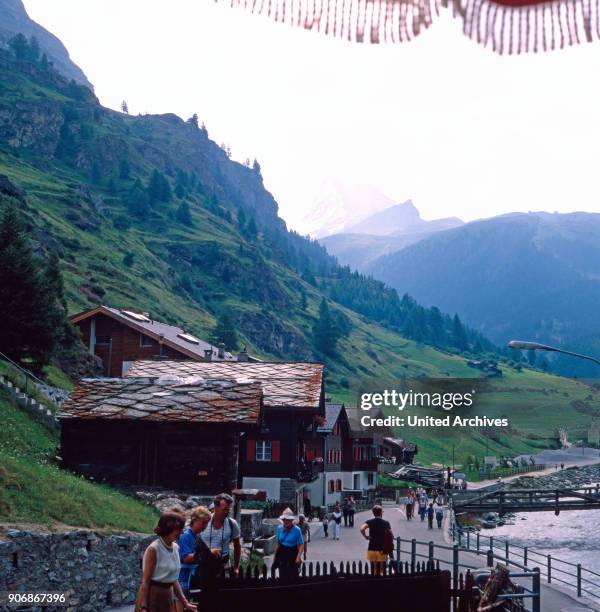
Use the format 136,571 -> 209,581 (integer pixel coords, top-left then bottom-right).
367,211 -> 600,359
0,0 -> 91,88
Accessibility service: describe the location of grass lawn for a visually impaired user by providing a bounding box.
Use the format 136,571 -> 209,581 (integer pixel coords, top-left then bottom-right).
0,391 -> 158,532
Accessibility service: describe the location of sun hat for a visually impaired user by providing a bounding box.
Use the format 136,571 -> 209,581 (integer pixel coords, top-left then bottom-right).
279,509 -> 297,521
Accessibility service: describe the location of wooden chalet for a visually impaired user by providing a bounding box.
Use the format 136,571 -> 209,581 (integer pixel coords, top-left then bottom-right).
71,305 -> 240,378
58,377 -> 262,492
125,360 -> 326,510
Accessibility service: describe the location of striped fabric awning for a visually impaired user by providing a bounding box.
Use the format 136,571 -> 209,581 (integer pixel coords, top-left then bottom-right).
219,0 -> 600,53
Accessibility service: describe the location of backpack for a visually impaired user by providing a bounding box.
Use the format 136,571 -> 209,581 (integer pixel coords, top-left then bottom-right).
383,527 -> 394,555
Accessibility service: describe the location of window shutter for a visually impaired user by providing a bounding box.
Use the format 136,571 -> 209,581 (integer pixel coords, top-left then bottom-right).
247,438 -> 256,462
306,448 -> 315,461
354,447 -> 359,461
272,440 -> 281,462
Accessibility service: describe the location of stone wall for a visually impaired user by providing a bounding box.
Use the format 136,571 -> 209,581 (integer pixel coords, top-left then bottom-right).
0,528 -> 154,611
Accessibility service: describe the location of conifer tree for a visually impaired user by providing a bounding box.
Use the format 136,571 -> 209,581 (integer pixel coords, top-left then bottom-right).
452,314 -> 469,351
313,298 -> 340,357
121,100 -> 129,114
211,310 -> 239,351
176,201 -> 193,226
0,206 -> 60,369
245,217 -> 258,239
8,34 -> 29,61
126,179 -> 150,219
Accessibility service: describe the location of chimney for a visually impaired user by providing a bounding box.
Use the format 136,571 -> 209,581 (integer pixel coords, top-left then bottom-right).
217,343 -> 225,359
204,349 -> 213,361
237,346 -> 249,362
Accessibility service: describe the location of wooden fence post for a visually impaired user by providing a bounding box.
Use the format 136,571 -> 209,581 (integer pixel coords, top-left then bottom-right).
411,539 -> 417,572
532,567 -> 541,612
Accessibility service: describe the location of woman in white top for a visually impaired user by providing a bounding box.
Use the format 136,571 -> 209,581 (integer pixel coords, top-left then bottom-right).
332,502 -> 342,540
136,512 -> 197,612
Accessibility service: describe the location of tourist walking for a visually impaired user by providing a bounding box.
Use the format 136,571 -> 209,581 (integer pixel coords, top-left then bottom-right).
348,496 -> 356,527
297,514 -> 311,560
332,502 -> 343,540
274,510 -> 304,580
405,489 -> 414,520
136,512 -> 197,612
435,505 -> 444,529
199,493 -> 241,579
360,505 -> 394,575
322,513 -> 329,538
418,496 -> 427,522
177,506 -> 218,606
427,503 -> 434,529
342,497 -> 350,527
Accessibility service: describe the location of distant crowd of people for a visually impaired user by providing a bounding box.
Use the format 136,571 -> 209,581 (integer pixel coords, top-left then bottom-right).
404,487 -> 445,529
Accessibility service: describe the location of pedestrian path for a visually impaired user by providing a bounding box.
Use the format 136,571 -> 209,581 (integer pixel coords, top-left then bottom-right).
307,505 -> 600,611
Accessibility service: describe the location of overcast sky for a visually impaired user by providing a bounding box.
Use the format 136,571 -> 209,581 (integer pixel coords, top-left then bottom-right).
23,0 -> 600,233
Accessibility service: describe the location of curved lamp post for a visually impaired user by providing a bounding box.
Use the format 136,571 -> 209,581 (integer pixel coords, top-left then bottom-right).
507,340 -> 600,367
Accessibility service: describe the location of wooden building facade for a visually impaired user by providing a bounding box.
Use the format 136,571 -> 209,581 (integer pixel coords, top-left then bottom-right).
125,360 -> 326,510
71,306 -> 237,378
58,377 -> 262,493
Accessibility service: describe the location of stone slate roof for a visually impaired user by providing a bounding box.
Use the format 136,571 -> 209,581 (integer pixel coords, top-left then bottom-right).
125,360 -> 324,409
70,305 -> 237,361
58,377 -> 262,424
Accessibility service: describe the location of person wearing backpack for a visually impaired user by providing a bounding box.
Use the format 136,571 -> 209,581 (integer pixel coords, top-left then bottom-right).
360,505 -> 394,575
198,493 -> 241,579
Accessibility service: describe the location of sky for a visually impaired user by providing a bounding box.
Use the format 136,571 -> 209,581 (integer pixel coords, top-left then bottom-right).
23,0 -> 600,233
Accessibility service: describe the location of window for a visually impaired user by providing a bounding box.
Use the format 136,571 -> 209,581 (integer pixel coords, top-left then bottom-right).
177,332 -> 201,344
256,440 -> 272,462
328,480 -> 335,494
140,334 -> 154,347
122,310 -> 150,322
335,479 -> 342,492
368,473 -> 374,486
95,335 -> 111,345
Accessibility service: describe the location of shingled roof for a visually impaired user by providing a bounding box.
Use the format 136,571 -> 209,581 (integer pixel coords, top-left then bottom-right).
58,377 -> 262,424
125,360 -> 324,409
70,305 -> 237,361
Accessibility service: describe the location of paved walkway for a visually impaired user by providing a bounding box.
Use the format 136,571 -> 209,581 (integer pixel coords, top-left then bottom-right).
304,505 -> 599,612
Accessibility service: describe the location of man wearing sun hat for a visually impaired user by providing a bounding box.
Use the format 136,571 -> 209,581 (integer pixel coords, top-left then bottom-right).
273,509 -> 304,580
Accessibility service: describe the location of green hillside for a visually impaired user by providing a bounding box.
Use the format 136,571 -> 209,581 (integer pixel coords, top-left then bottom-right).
0,390 -> 157,530
1,43 -> 599,469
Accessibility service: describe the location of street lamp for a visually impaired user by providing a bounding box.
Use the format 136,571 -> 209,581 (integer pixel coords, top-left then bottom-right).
507,340 -> 600,367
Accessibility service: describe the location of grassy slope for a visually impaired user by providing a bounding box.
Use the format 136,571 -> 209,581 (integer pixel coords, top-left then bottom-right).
1,63 -> 599,470
0,391 -> 157,531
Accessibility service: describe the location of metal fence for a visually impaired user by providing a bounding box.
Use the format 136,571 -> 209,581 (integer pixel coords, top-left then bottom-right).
450,512 -> 600,601
394,535 -> 540,612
